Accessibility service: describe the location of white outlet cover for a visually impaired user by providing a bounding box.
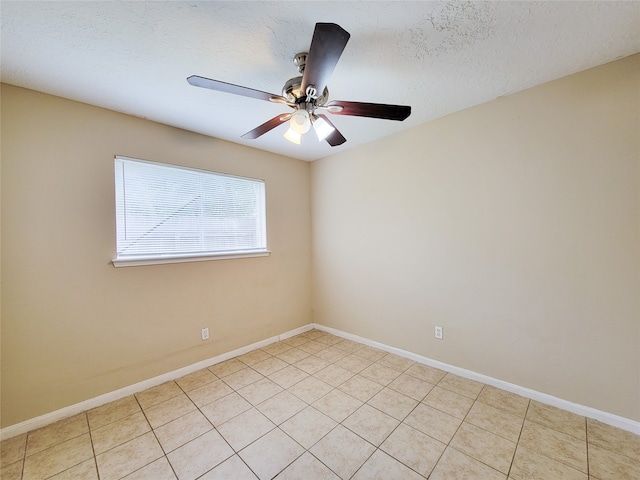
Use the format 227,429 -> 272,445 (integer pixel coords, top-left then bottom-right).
201,328 -> 210,341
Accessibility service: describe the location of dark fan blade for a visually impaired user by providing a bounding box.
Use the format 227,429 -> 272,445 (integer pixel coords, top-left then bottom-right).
241,113 -> 291,140
325,100 -> 411,121
187,75 -> 290,104
316,114 -> 346,146
301,23 -> 350,97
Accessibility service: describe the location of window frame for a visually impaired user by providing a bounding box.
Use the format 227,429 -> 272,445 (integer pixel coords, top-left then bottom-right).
112,156 -> 270,267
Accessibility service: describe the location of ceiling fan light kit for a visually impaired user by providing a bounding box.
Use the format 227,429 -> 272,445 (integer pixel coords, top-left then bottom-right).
188,23 -> 411,147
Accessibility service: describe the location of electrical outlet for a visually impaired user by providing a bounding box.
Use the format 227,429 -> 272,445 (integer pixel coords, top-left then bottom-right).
201,327 -> 210,341
435,326 -> 443,339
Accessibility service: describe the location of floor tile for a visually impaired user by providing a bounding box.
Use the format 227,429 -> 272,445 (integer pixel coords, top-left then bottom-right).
216,408 -> 275,451
198,454 -> 258,479
281,335 -> 310,348
450,422 -> 517,474
200,392 -> 253,427
1,433 -> 27,466
297,340 -> 326,354
352,345 -> 387,362
175,368 -> 217,392
26,414 -> 89,457
437,373 -> 484,399
166,430 -> 233,480
314,333 -> 343,346
477,385 -> 530,417
1,460 -> 24,480
338,354 -> 374,373
280,407 -> 337,449
293,355 -> 330,374
276,451 -> 340,480
359,363 -> 402,386
587,418 -> 640,462
423,385 -> 474,419
378,353 -> 415,372
288,376 -> 333,404
256,390 -> 307,425
239,428 -> 304,480
276,347 -> 311,364
388,373 -> 434,401
404,403 -> 462,444
95,432 -> 163,480
367,387 -> 418,421
526,401 -> 586,441
237,349 -> 272,366
587,443 -> 640,480
519,419 -> 587,472
334,339 -> 365,354
429,446 -> 506,480
87,396 -> 141,430
310,425 -> 376,480
404,363 -> 447,384
222,368 -> 265,391
154,409 -> 213,453
251,356 -> 289,376
313,388 -> 363,423
465,400 -> 525,442
90,411 -> 150,454
23,433 -> 93,480
121,457 -> 176,480
302,330 -> 325,341
343,404 -> 400,446
237,377 -> 283,405
48,458 -> 98,479
268,365 -> 309,389
352,449 -> 425,480
380,423 -> 446,478
510,445 -> 587,480
261,341 -> 293,356
143,394 -> 197,429
338,374 -> 384,402
314,364 -> 354,387
187,379 -> 235,408
314,346 -> 349,363
208,358 -> 246,378
135,382 -> 182,410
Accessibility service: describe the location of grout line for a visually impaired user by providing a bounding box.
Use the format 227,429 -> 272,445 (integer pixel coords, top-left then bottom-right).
585,415 -> 590,478
506,396 -> 530,478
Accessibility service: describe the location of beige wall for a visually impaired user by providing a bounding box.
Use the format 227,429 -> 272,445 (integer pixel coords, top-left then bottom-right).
1,85 -> 312,427
311,55 -> 640,421
2,54 -> 639,429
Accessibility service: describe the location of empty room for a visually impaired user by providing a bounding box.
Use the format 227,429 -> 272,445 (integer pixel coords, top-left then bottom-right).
1,2 -> 639,479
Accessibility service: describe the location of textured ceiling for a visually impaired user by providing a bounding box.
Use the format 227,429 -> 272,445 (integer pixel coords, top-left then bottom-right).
2,1 -> 639,161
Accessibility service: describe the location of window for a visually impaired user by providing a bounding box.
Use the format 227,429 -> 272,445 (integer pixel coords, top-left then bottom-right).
113,156 -> 268,267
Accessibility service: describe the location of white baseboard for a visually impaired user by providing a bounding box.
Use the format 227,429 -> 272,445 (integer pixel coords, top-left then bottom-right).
2,322 -> 638,439
0,324 -> 313,441
312,323 -> 640,435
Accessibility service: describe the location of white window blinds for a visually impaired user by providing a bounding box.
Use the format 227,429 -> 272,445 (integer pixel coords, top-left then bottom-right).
114,156 -> 267,265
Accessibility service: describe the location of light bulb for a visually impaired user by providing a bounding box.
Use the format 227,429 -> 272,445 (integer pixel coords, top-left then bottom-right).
290,109 -> 311,134
312,115 -> 335,142
284,127 -> 301,144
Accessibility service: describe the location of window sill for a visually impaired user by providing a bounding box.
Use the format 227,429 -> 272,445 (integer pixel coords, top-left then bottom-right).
112,250 -> 271,267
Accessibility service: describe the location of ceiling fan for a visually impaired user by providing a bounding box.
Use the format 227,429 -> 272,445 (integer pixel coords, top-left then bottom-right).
187,23 -> 411,146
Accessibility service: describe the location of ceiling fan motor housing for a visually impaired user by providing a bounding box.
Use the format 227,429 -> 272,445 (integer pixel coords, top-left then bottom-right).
283,52 -> 329,106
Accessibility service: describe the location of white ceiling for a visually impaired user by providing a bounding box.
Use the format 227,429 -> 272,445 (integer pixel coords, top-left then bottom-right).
2,1 -> 639,162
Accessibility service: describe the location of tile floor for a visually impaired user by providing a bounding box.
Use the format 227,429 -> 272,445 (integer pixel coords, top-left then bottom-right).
1,329 -> 639,480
